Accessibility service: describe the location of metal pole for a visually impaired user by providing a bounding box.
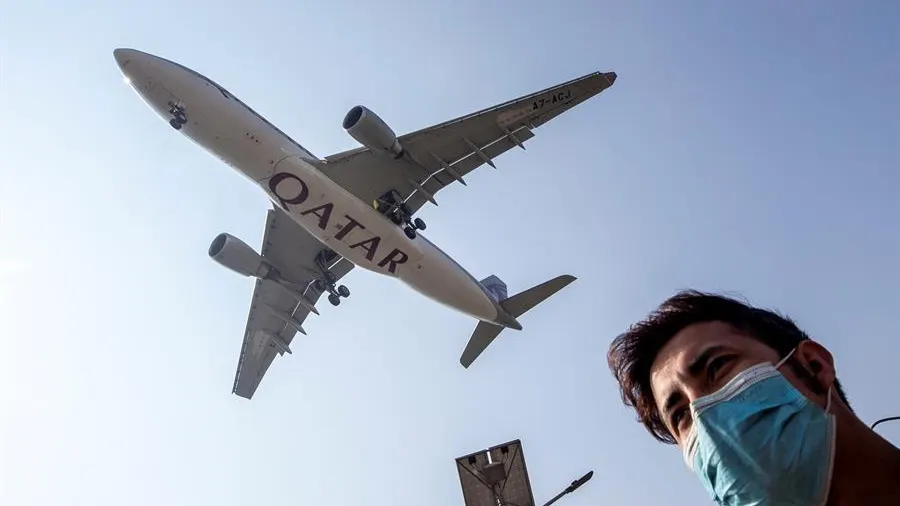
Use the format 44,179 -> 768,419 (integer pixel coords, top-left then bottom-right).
871,416 -> 900,430
540,471 -> 594,506
541,489 -> 568,506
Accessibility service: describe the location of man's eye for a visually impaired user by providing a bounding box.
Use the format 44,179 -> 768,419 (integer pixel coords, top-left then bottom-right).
671,407 -> 686,428
708,355 -> 731,381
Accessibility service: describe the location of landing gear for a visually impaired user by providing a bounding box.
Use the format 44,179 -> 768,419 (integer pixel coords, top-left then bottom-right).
313,250 -> 350,306
375,190 -> 426,239
402,213 -> 426,239
168,101 -> 187,130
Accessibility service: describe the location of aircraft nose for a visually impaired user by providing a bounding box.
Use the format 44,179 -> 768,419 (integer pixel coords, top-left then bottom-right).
113,48 -> 136,70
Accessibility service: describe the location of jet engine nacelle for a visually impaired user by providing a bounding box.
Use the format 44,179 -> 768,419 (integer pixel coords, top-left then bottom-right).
342,105 -> 404,157
208,233 -> 272,278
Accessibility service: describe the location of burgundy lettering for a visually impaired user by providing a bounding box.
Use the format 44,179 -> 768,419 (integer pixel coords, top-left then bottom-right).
268,172 -> 309,209
349,236 -> 381,261
377,248 -> 409,274
300,203 -> 334,230
334,215 -> 365,241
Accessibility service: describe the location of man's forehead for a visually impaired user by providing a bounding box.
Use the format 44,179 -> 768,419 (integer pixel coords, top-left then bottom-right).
649,322 -> 756,397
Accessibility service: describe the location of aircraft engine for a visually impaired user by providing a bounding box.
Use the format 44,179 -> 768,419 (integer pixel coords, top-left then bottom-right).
208,233 -> 272,278
342,105 -> 404,157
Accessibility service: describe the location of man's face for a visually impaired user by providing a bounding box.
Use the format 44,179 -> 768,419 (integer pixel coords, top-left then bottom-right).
649,321 -> 820,447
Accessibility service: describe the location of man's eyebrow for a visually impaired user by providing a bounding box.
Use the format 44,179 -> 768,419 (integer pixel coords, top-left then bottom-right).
663,390 -> 683,419
687,345 -> 727,378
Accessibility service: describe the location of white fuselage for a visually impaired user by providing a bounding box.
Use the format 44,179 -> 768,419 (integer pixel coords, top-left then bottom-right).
114,48 -> 505,326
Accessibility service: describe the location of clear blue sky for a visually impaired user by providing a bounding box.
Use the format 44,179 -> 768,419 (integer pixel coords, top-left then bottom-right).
1,1 -> 897,505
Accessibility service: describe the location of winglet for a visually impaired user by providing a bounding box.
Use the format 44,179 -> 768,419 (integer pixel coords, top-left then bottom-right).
603,72 -> 617,86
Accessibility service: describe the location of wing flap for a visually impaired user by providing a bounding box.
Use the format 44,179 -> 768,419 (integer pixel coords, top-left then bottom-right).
231,207 -> 354,400
407,125 -> 537,211
318,71 -> 615,215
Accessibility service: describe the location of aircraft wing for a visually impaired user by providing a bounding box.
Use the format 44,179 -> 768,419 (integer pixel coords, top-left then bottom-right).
231,206 -> 354,400
317,71 -> 617,214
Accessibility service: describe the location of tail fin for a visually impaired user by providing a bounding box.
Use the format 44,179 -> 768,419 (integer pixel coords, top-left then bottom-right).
479,274 -> 508,303
460,274 -> 576,368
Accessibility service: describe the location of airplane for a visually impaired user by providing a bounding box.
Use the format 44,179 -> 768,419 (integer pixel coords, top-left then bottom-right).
113,47 -> 617,399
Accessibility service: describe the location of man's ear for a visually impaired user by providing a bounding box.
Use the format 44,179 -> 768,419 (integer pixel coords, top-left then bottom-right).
795,340 -> 836,393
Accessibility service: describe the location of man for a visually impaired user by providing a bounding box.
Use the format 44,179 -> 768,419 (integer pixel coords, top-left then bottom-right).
607,290 -> 900,505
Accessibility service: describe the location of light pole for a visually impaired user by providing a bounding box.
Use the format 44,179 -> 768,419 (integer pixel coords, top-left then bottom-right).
540,470 -> 594,506
871,416 -> 900,430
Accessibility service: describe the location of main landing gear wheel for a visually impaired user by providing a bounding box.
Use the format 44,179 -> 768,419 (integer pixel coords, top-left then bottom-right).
376,191 -> 427,238
314,278 -> 350,306
314,249 -> 350,307
403,216 -> 427,239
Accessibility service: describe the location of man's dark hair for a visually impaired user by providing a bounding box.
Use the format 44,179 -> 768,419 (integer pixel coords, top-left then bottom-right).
607,289 -> 851,444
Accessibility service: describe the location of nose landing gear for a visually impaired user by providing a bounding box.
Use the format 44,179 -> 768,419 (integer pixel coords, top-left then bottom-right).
374,191 -> 426,239
168,101 -> 188,130
313,250 -> 350,307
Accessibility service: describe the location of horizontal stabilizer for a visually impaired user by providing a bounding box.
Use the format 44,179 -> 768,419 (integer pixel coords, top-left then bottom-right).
460,321 -> 505,368
500,274 -> 576,318
459,274 -> 577,368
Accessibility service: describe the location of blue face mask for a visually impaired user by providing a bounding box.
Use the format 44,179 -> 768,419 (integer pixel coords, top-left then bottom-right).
681,349 -> 837,506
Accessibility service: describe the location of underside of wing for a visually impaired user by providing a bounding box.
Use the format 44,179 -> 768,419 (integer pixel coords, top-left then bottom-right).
230,206 -> 354,399
317,70 -> 617,215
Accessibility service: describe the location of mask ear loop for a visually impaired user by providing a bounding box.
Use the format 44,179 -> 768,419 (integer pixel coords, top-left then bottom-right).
776,345 -> 837,506
820,386 -> 838,506
774,347 -> 796,369
778,346 -> 835,413
682,429 -> 698,469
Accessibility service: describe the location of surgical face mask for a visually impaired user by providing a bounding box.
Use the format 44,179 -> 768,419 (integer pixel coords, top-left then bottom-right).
681,349 -> 837,506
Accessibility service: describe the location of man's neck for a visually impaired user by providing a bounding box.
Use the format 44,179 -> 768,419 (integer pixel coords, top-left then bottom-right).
828,417 -> 900,506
